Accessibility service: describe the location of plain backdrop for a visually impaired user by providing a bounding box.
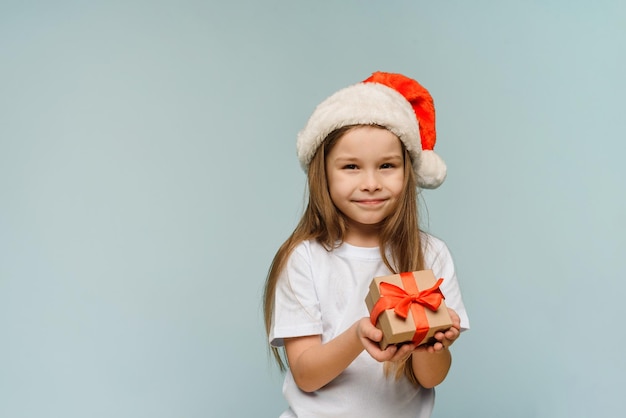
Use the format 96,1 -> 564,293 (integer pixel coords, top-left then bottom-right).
1,1 -> 625,417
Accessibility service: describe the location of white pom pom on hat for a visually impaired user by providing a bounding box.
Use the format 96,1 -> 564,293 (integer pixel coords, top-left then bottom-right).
296,71 -> 447,189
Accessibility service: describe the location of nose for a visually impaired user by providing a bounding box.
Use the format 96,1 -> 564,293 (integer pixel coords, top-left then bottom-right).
360,171 -> 382,192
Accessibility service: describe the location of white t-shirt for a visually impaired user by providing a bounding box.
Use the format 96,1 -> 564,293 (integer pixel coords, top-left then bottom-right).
269,234 -> 470,418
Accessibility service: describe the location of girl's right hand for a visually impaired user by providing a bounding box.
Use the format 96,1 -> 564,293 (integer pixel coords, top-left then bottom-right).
356,317 -> 417,363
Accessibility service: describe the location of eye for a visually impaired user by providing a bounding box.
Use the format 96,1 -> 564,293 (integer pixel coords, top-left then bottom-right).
343,164 -> 358,170
380,163 -> 395,169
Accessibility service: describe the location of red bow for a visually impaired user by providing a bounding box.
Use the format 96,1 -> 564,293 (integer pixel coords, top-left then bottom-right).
370,278 -> 444,325
369,274 -> 445,347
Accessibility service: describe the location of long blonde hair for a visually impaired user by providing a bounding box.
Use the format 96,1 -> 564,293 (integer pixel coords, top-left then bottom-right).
263,125 -> 425,385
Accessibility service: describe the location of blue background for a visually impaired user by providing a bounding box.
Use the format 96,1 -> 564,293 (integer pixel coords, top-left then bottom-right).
1,1 -> 625,417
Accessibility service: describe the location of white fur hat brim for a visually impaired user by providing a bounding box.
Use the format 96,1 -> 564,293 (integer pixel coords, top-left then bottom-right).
296,82 -> 446,189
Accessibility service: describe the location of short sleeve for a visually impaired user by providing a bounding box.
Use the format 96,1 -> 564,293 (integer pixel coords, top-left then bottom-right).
269,243 -> 324,347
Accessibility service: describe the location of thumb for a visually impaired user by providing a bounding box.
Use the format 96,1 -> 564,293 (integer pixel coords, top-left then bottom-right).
359,318 -> 383,342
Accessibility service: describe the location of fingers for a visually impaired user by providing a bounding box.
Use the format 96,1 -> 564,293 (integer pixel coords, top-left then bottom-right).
415,340 -> 448,354
359,315 -> 463,361
374,343 -> 417,362
364,342 -> 397,362
389,343 -> 416,362
434,327 -> 459,342
357,318 -> 392,362
429,325 -> 461,352
444,327 -> 459,341
362,338 -> 417,363
357,317 -> 380,338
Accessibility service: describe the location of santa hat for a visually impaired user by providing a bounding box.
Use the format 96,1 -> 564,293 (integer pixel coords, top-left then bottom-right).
296,71 -> 446,189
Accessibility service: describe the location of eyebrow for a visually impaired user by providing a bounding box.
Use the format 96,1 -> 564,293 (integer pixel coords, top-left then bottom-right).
379,154 -> 403,161
333,154 -> 403,162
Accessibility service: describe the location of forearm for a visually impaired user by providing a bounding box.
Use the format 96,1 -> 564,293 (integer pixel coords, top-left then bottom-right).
288,322 -> 364,392
411,347 -> 452,389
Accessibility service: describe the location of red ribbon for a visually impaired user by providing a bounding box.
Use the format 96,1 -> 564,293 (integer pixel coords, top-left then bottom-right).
369,272 -> 445,344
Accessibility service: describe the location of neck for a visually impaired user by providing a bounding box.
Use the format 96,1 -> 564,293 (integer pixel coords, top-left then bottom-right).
343,224 -> 381,248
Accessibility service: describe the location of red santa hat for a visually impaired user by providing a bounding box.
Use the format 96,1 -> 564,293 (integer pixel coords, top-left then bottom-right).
296,71 -> 446,189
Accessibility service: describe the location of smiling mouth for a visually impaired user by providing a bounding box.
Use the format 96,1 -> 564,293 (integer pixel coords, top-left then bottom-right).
354,199 -> 386,205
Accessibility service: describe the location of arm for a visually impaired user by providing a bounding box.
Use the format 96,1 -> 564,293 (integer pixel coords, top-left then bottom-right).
410,308 -> 461,388
411,236 -> 469,387
284,317 -> 419,392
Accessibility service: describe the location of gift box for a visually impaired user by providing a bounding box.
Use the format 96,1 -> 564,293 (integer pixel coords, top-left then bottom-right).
365,270 -> 452,350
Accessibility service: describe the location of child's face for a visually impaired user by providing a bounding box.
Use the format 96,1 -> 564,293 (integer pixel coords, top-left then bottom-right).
325,126 -> 405,245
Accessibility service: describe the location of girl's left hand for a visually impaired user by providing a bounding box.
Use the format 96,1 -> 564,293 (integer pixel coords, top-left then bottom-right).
417,307 -> 461,354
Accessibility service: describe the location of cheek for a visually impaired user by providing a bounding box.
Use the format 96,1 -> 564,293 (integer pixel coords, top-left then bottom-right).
389,175 -> 405,197
329,183 -> 347,203
328,174 -> 350,194
326,178 -> 341,202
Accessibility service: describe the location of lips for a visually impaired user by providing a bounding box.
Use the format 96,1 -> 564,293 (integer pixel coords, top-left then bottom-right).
353,198 -> 387,206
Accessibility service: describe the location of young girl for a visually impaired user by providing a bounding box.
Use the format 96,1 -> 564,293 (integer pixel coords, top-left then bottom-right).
263,72 -> 470,418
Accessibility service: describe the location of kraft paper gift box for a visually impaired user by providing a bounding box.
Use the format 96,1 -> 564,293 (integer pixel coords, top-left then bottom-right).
365,270 -> 453,350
